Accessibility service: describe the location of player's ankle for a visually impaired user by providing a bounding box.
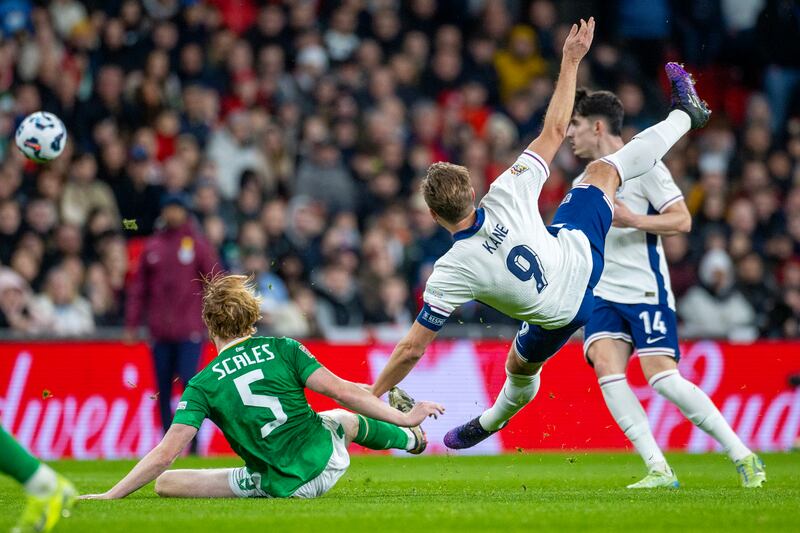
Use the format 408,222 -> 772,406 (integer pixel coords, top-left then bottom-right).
23,464 -> 58,498
649,462 -> 672,475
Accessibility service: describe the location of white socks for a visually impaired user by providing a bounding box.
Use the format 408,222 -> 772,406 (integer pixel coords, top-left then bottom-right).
23,464 -> 58,498
479,370 -> 541,431
401,428 -> 417,450
601,110 -> 691,182
599,374 -> 668,472
650,369 -> 751,462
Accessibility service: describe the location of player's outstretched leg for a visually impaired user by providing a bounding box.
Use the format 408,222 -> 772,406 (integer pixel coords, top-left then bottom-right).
328,408 -> 426,454
645,363 -> 766,488
597,63 -> 710,185
1,427 -> 77,532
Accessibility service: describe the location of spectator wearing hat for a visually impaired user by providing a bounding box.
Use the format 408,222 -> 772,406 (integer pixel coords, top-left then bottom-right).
678,249 -> 757,340
0,267 -> 44,334
494,25 -> 548,104
111,145 -> 164,236
125,192 -> 218,444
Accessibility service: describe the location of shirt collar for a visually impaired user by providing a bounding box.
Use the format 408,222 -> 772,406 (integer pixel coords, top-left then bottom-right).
219,336 -> 251,354
452,208 -> 485,241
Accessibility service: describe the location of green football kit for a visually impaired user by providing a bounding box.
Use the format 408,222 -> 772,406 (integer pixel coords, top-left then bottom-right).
173,336 -> 334,497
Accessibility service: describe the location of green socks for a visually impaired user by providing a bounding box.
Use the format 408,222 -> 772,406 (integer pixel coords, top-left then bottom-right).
354,415 -> 412,450
0,426 -> 40,484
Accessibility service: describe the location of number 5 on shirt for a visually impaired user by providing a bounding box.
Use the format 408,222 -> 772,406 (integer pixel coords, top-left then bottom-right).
234,369 -> 287,438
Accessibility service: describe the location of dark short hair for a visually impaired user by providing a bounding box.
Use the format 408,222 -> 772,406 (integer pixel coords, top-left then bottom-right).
574,88 -> 624,136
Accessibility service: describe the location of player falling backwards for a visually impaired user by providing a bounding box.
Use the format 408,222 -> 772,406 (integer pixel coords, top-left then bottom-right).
567,89 -> 765,488
370,18 -> 749,472
82,274 -> 443,501
1,427 -> 76,532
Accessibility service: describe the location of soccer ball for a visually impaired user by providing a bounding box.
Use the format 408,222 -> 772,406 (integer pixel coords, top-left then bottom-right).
14,111 -> 68,163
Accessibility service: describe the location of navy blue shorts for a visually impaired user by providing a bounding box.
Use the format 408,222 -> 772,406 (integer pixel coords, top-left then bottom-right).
583,296 -> 681,364
514,184 -> 613,364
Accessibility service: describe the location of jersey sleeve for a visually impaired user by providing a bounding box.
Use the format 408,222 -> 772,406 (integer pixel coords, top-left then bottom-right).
285,338 -> 323,385
416,263 -> 474,332
172,384 -> 209,429
486,150 -> 550,203
643,164 -> 683,213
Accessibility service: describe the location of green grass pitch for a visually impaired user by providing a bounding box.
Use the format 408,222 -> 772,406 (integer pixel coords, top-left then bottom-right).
1,453 -> 798,532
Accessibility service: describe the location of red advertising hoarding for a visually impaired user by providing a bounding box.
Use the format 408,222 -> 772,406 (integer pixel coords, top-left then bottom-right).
0,340 -> 798,459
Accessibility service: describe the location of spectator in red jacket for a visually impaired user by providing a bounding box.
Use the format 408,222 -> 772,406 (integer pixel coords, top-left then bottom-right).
124,193 -> 218,445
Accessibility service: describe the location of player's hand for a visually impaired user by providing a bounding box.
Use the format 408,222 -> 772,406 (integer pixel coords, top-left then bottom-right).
612,200 -> 640,229
79,492 -> 115,500
404,401 -> 445,426
562,17 -> 595,64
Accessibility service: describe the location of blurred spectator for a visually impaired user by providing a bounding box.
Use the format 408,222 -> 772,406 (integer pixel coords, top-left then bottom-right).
295,140 -> 356,214
735,252 -> 777,334
0,267 -> 44,334
365,276 -> 413,327
206,111 -> 267,200
125,193 -> 217,443
679,249 -> 757,340
0,1 -> 797,342
314,263 -> 364,335
111,146 -> 164,236
31,267 -> 94,336
494,25 -> 547,104
0,200 -> 21,264
663,233 -> 698,299
757,0 -> 800,135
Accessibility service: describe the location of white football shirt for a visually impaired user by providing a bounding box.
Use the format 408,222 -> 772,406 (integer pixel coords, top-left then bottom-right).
574,161 -> 682,309
419,151 -> 594,331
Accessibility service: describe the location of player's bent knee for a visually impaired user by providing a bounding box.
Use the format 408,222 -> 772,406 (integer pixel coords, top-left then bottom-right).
154,471 -> 178,498
585,159 -> 619,181
583,161 -> 620,193
320,409 -> 359,440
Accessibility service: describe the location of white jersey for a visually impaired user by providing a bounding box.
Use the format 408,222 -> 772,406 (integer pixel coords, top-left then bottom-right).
419,151 -> 593,330
574,161 -> 682,309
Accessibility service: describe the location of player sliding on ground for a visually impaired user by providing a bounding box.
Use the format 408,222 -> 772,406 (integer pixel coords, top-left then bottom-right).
1,427 -> 76,532
81,274 -> 443,501
370,18 -> 714,456
567,88 -> 765,488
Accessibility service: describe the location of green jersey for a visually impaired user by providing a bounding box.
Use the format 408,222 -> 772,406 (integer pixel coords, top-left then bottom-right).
172,336 -> 333,497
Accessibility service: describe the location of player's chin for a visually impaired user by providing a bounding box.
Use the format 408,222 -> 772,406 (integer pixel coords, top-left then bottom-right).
570,144 -> 586,158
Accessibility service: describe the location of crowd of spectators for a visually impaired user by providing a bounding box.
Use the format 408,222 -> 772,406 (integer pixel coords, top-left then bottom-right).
0,0 -> 798,340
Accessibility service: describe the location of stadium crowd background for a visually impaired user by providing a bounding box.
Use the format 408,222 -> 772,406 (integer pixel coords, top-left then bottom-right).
0,0 -> 798,341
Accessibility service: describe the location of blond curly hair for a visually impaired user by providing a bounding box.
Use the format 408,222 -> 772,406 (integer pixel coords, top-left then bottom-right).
201,273 -> 262,340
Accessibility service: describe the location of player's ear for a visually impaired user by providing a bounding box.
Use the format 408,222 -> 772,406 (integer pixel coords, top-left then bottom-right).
593,119 -> 604,136
429,208 -> 438,223
470,188 -> 476,202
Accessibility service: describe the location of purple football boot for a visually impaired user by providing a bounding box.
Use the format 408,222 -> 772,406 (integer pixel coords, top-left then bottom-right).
665,62 -> 711,129
444,417 -> 506,450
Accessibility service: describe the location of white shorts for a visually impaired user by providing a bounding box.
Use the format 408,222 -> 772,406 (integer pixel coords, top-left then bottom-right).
228,415 -> 350,499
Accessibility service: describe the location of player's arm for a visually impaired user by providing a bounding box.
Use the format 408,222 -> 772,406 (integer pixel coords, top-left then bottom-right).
371,321 -> 439,397
80,424 -> 197,500
526,17 -> 594,166
306,365 -> 444,426
613,199 -> 691,236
